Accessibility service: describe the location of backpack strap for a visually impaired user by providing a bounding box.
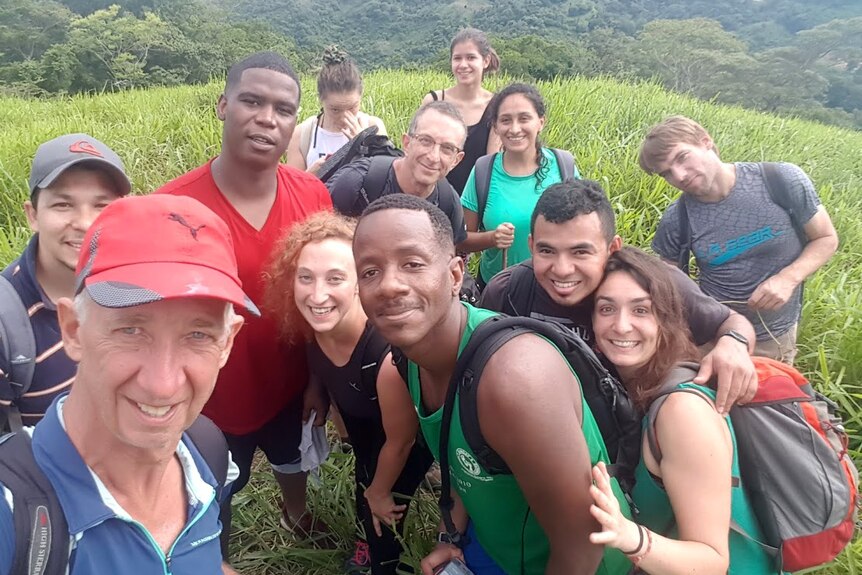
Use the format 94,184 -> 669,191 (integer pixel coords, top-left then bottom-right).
644,363 -> 707,464
428,90 -> 439,102
0,432 -> 70,575
760,162 -> 807,245
357,156 -> 397,213
0,274 -> 37,433
185,415 -> 229,500
551,148 -> 576,181
674,196 -> 693,275
297,114 -> 320,162
473,153 -> 498,231
503,261 -> 537,317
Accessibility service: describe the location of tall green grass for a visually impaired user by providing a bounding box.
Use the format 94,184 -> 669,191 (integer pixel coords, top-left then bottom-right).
1,71 -> 860,574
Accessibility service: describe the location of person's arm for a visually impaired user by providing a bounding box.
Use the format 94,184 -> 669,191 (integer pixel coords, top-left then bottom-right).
284,120 -> 308,170
459,208 -> 513,253
222,562 -> 241,575
301,373 -> 329,426
590,393 -> 733,575
480,334 -> 603,574
748,206 -> 838,310
695,310 -> 757,414
364,355 -> 421,535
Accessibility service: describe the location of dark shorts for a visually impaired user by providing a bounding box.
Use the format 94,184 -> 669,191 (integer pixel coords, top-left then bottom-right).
223,395 -> 304,494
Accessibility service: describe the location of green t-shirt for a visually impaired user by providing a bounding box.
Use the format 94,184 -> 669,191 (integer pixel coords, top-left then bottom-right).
461,148 -> 579,281
406,303 -> 630,575
634,382 -> 783,575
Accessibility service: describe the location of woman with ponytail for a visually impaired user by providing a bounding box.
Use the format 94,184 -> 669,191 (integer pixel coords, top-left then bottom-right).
287,46 -> 387,174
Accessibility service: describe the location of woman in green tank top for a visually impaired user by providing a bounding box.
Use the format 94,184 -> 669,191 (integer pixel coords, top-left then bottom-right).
586,247 -> 781,574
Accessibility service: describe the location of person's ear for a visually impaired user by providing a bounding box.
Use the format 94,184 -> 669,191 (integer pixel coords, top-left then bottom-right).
216,94 -> 227,122
218,312 -> 245,368
24,200 -> 38,233
608,235 -> 623,254
57,298 -> 83,362
528,233 -> 534,254
449,255 -> 465,298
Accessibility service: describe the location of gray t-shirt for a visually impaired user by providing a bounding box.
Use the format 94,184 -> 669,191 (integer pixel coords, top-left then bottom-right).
652,162 -> 820,340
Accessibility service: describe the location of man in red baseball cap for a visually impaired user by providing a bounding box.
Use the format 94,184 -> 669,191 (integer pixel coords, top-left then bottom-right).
0,194 -> 250,575
1,133 -> 131,433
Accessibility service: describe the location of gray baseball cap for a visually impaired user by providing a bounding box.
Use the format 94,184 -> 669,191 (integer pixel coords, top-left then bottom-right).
28,133 -> 132,199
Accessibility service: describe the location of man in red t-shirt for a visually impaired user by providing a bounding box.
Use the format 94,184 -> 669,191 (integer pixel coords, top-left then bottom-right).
157,52 -> 333,556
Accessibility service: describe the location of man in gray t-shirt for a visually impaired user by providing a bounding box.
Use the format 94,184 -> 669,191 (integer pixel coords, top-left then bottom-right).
639,115 -> 839,364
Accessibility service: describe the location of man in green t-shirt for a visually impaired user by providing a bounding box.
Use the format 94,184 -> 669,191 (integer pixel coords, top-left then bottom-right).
353,193 -> 629,575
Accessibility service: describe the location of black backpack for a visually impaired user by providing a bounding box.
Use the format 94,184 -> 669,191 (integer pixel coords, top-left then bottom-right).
0,415 -> 229,575
675,162 -> 808,274
0,272 -> 36,434
473,149 -> 577,229
317,125 -> 403,186
394,315 -> 640,540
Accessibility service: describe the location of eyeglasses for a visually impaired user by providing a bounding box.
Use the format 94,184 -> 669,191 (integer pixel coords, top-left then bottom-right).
409,133 -> 462,159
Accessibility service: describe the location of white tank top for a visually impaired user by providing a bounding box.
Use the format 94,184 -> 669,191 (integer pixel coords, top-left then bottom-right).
305,121 -> 349,167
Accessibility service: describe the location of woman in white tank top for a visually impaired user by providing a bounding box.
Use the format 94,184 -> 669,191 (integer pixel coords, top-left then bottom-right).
286,47 -> 387,174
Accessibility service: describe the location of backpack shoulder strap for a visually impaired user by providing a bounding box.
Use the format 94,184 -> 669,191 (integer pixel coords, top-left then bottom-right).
760,162 -> 807,245
551,148 -> 576,181
358,156 -> 397,213
0,432 -> 70,575
185,415 -> 229,498
503,261 -> 537,317
298,114 -> 318,160
428,90 -> 439,102
391,347 -> 409,386
675,196 -> 693,275
473,153 -> 498,231
644,363 -> 706,464
0,274 -> 37,433
358,327 -> 390,402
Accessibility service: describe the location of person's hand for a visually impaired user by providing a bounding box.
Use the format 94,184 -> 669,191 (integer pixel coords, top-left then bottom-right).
493,223 -> 515,249
420,543 -> 464,575
340,110 -> 369,139
748,273 -> 797,311
364,487 -> 407,536
302,379 -> 329,426
589,462 -> 641,551
695,337 -> 757,415
307,155 -> 329,175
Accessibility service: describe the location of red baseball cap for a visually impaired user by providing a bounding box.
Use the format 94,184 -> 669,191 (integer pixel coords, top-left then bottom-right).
74,195 -> 260,316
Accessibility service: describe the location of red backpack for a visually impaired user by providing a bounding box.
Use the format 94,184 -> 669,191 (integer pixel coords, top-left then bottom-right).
646,357 -> 858,572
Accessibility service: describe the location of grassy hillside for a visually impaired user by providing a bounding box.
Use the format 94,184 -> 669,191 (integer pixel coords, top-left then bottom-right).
1,71 -> 860,573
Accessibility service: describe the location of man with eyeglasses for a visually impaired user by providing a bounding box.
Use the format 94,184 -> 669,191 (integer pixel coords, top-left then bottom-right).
327,101 -> 468,248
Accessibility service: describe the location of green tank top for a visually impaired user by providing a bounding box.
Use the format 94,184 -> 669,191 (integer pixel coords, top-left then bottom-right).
407,303 -> 631,575
633,382 -> 782,574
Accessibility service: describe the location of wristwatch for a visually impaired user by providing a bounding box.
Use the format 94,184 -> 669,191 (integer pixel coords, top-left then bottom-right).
720,330 -> 749,348
437,532 -> 460,546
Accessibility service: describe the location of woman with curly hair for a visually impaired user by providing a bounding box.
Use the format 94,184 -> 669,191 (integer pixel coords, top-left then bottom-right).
265,211 -> 432,574
286,46 -> 387,174
588,247 -> 780,574
460,83 -> 580,286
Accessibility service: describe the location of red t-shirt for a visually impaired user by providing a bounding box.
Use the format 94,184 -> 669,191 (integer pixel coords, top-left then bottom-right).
157,161 -> 332,434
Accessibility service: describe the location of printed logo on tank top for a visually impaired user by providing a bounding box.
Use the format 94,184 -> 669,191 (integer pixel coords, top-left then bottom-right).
456,448 -> 492,483
696,226 -> 785,266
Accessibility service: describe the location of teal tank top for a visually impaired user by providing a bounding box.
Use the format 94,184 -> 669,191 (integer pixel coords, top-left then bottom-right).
407,303 -> 631,575
633,382 -> 783,574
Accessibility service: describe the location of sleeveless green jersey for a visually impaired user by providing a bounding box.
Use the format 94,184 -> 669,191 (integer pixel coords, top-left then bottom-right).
406,303 -> 630,575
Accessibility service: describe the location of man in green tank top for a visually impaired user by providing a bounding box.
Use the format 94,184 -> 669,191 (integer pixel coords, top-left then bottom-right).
353,193 -> 630,575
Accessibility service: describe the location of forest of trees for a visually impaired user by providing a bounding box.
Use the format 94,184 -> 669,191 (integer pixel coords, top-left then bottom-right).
1,0 -> 860,129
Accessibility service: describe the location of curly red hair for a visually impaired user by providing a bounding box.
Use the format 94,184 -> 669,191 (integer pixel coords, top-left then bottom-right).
263,210 -> 356,344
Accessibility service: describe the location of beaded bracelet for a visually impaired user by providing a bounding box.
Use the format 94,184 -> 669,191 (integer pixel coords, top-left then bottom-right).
620,525 -> 645,556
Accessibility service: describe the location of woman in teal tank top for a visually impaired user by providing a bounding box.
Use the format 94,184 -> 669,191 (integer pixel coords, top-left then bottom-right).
587,247 -> 781,574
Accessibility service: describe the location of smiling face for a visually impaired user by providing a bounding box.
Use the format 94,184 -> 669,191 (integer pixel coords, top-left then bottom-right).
592,270 -> 659,378
354,208 -> 462,351
401,109 -> 466,189
25,167 -> 122,276
294,238 -> 360,334
493,93 -> 545,154
451,40 -> 489,85
529,213 -> 621,307
217,67 -> 300,169
60,296 -> 242,453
